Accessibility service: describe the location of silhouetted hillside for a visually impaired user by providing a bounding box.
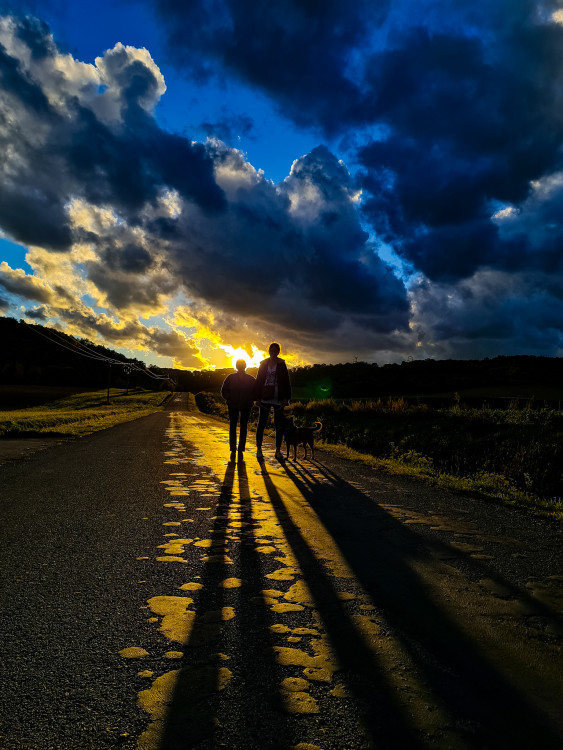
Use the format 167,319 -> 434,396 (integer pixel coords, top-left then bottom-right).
0,317 -> 168,390
3,316 -> 563,403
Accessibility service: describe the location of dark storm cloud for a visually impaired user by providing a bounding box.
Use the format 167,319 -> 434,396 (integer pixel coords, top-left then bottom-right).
64,95 -> 225,218
24,305 -> 48,320
411,271 -> 563,358
149,0 -> 389,134
0,265 -> 52,303
13,13 -> 54,58
0,41 -> 74,250
117,244 -> 153,273
167,144 -> 410,339
0,182 -> 73,251
83,259 -> 177,310
149,0 -> 563,288
357,16 -> 563,281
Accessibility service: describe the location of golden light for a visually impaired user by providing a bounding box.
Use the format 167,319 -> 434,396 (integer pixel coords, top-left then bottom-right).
220,344 -> 265,369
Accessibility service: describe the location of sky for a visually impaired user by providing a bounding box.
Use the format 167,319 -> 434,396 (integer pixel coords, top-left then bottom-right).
1,0 -> 563,369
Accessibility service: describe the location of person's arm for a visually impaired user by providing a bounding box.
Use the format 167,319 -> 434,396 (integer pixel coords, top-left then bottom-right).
221,375 -> 231,401
243,374 -> 256,408
279,360 -> 291,404
253,362 -> 265,404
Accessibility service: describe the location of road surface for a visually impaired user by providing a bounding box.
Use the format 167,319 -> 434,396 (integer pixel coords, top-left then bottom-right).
0,393 -> 561,749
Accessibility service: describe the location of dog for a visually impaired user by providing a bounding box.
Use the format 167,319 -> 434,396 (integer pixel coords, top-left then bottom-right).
283,416 -> 322,460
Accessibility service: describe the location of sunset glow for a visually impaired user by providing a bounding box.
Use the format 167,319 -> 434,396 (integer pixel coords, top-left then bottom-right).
2,1 -> 563,366
219,345 -> 266,369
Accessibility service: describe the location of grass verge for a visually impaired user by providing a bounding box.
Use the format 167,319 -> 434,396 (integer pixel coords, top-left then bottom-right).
0,389 -> 173,438
191,393 -> 563,522
315,440 -> 563,522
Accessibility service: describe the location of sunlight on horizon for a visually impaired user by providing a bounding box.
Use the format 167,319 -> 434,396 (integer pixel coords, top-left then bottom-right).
219,344 -> 265,369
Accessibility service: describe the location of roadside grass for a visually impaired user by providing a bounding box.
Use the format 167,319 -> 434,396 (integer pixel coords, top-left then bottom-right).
315,441 -> 563,522
0,385 -> 92,410
0,389 -> 172,437
193,391 -> 563,522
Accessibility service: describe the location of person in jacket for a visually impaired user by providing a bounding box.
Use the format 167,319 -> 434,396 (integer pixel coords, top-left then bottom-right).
253,342 -> 291,460
221,359 -> 256,461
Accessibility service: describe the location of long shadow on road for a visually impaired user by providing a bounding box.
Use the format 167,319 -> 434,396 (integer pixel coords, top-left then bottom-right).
157,459 -> 297,750
257,460 -> 420,748
157,461 -> 238,748
277,457 -> 563,749
153,416 -> 561,749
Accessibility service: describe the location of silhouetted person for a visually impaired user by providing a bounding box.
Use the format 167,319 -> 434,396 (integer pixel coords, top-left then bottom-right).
221,359 -> 256,462
253,342 -> 291,460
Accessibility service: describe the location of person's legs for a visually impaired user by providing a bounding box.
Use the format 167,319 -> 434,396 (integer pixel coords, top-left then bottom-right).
273,406 -> 286,450
228,406 -> 239,452
238,407 -> 251,452
256,405 -> 270,448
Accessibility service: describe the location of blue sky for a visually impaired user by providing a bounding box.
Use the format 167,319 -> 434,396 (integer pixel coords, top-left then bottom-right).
2,0 -> 563,368
26,0 -> 322,182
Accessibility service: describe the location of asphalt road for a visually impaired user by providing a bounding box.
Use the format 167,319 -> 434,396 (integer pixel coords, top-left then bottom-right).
0,393 -> 561,750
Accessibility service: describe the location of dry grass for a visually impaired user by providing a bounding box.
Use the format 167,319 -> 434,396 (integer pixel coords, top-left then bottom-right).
0,389 -> 172,437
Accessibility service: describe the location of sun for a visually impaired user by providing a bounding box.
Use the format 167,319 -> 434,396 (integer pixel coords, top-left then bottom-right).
220,345 -> 265,369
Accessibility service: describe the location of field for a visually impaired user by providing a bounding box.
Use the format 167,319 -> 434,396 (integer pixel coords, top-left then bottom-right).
0,389 -> 172,437
194,392 -> 563,521
0,385 -> 93,410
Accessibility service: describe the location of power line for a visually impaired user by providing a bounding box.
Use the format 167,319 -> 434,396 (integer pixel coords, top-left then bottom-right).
46,327 -> 168,378
45,327 -> 125,364
22,320 -> 170,379
24,322 -> 116,362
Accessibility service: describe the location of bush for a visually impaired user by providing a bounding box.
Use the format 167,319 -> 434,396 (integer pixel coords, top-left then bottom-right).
194,391 -> 228,417
289,397 -> 563,500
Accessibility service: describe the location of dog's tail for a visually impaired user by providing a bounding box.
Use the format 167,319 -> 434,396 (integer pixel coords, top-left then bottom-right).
312,421 -> 322,432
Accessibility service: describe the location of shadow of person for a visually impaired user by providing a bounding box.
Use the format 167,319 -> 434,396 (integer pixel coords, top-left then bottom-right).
156,460 -> 238,749
257,460 -> 421,748
271,458 -> 563,749
157,461 -> 299,750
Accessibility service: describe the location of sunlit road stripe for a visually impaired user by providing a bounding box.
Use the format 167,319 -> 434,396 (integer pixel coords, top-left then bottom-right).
127,411 -> 562,749
128,413 -> 457,748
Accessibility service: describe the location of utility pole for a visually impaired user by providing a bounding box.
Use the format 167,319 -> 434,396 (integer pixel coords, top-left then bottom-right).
124,364 -> 132,395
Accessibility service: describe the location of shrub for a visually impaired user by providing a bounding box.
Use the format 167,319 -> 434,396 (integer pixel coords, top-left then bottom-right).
194,391 -> 228,418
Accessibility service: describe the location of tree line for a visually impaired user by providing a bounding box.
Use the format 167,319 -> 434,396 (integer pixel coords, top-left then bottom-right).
2,316 -> 563,401
0,317 -> 168,390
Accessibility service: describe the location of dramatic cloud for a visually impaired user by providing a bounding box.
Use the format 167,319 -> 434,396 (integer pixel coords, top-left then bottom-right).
149,0 -> 389,134
358,12 -> 563,280
168,143 -> 409,335
0,12 -> 410,365
0,14 -> 224,253
4,2 -> 563,364
0,261 -> 57,304
410,270 -> 563,358
142,0 -> 563,359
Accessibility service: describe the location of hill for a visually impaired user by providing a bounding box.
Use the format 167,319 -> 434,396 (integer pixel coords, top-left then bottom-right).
0,317 -> 170,395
